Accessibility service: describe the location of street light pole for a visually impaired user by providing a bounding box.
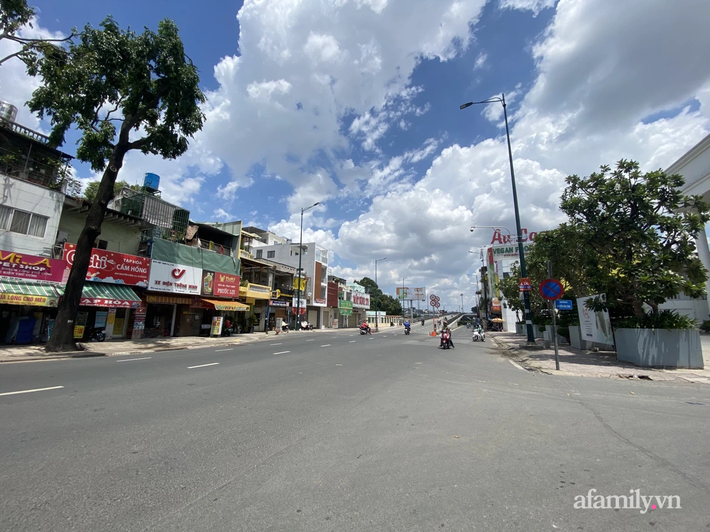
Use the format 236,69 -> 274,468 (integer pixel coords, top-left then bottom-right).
461,94 -> 535,344
296,202 -> 319,330
374,257 -> 386,332
460,293 -> 464,314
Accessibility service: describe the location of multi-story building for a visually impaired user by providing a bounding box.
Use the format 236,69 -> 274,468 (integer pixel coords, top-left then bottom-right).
246,227 -> 330,328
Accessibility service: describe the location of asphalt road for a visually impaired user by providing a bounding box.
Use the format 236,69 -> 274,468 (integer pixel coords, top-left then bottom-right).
1,324 -> 709,532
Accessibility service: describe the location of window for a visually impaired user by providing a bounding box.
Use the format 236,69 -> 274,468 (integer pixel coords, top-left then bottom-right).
0,205 -> 11,229
267,250 -> 275,258
256,249 -> 263,259
10,210 -> 30,234
28,214 -> 48,237
0,207 -> 49,238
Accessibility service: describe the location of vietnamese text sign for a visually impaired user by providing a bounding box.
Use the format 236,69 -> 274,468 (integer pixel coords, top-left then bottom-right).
352,292 -> 370,309
577,295 -> 614,346
0,250 -> 65,282
0,292 -> 58,307
412,287 -> 426,301
555,299 -> 573,311
210,316 -> 223,337
63,244 -> 150,287
148,260 -> 202,295
201,270 -> 240,298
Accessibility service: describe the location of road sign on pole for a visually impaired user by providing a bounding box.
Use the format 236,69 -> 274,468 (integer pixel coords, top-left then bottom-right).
555,299 -> 573,310
539,279 -> 564,301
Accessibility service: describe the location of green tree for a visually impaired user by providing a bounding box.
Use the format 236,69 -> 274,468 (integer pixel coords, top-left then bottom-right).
31,17 -> 205,351
354,277 -> 401,315
560,160 -> 709,321
0,0 -> 72,67
378,294 -> 402,316
83,180 -> 139,203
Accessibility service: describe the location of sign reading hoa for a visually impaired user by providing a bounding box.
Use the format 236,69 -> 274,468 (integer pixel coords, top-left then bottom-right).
63,244 -> 150,286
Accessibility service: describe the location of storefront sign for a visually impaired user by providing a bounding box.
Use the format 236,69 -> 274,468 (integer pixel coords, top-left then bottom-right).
79,297 -> 141,308
490,228 -> 543,245
132,307 -> 147,339
62,244 -> 150,286
0,292 -> 58,307
292,296 -> 307,309
148,260 -> 202,295
314,298 -> 326,305
0,250 -> 65,282
94,311 -> 108,328
74,311 -> 88,339
491,297 -> 502,312
210,316 -> 223,337
352,292 -> 370,309
338,299 -> 353,316
201,270 -> 240,298
269,300 -> 289,307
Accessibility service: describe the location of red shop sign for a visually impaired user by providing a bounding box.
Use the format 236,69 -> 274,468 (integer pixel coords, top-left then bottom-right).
63,244 -> 150,287
0,249 -> 65,282
79,297 -> 142,308
201,270 -> 240,298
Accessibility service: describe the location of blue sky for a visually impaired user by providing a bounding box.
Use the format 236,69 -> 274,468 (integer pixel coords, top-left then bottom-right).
2,0 -> 710,309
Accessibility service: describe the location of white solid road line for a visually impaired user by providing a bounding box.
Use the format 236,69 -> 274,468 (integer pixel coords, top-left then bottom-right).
321,344 -> 331,347
116,357 -> 152,363
306,339 -> 315,342
270,343 -> 282,346
215,348 -> 234,352
273,351 -> 291,355
188,362 -> 220,369
349,340 -> 356,343
509,360 -> 526,371
0,385 -> 64,397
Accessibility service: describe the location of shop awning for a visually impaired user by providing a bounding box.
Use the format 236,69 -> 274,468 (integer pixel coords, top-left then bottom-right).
146,294 -> 193,305
203,299 -> 249,311
60,283 -> 143,308
0,279 -> 61,307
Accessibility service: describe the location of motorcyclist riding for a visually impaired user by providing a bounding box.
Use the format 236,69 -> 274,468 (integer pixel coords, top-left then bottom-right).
360,321 -> 372,335
404,320 -> 411,335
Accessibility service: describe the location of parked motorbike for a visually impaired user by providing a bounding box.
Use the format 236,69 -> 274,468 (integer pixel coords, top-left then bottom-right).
472,328 -> 485,342
89,327 -> 106,342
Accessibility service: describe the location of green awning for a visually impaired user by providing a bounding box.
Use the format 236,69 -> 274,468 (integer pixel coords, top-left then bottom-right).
57,283 -> 143,308
0,279 -> 62,307
0,279 -> 61,297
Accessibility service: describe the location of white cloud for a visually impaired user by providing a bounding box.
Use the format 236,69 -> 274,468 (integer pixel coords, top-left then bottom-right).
204,0 -> 487,211
473,51 -> 487,70
213,208 -> 234,220
499,0 -> 556,16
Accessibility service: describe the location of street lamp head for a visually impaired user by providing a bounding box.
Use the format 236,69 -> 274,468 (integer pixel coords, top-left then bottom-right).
460,102 -> 474,110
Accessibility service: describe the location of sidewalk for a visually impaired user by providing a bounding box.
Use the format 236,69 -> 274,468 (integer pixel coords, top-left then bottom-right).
0,327 -> 345,363
490,331 -> 710,385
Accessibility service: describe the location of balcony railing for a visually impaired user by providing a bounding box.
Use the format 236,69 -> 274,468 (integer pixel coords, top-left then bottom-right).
198,238 -> 231,255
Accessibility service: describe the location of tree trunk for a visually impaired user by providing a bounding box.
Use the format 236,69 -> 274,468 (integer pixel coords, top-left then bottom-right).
45,149 -> 126,352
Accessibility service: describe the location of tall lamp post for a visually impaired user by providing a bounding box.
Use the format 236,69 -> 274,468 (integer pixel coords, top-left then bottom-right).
296,202 -> 319,330
460,94 -> 535,344
460,293 -> 464,314
374,257 -> 386,331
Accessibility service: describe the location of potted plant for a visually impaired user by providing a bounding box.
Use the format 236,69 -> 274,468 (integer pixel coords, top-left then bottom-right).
247,313 -> 259,334
554,160 -> 709,368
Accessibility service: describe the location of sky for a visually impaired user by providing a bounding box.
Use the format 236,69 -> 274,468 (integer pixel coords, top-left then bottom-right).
1,0 -> 710,311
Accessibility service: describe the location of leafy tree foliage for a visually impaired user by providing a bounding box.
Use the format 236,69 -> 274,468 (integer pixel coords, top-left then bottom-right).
0,0 -> 72,67
31,17 -> 205,351
354,277 -> 402,316
83,180 -> 139,203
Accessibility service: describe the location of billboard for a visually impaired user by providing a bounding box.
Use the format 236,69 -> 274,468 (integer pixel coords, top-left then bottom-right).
148,259 -> 202,295
412,287 -> 426,301
201,270 -> 240,298
396,287 -> 409,300
63,244 -> 150,287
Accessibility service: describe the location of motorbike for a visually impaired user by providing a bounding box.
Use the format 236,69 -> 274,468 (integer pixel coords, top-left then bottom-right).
472,328 -> 485,342
404,326 -> 411,335
359,325 -> 371,335
421,319 -> 425,326
439,331 -> 451,349
89,327 -> 106,342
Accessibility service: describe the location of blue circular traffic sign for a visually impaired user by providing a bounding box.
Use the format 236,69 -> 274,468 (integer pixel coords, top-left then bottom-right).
539,279 -> 564,301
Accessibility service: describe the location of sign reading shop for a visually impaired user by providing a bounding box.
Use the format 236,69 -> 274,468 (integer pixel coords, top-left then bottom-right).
63,244 -> 150,286
148,260 -> 202,295
352,292 -> 370,309
0,250 -> 65,282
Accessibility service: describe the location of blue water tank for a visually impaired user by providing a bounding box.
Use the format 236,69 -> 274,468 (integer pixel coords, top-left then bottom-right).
144,172 -> 160,192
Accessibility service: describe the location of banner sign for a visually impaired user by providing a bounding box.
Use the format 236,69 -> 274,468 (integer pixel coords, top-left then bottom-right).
490,242 -> 534,260
352,292 -> 370,309
412,287 -> 426,301
0,292 -> 58,307
63,244 -> 150,287
0,250 -> 65,282
338,299 -> 353,310
148,260 -> 202,295
269,299 -> 289,307
201,270 -> 240,298
79,297 -> 141,308
577,294 -> 614,346
396,287 -> 409,300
